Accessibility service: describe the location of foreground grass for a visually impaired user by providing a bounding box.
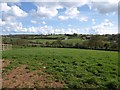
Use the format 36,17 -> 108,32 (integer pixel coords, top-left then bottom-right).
2,47 -> 119,89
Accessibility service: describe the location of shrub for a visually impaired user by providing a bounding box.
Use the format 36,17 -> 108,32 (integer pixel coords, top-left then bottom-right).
85,77 -> 98,85
106,81 -> 118,90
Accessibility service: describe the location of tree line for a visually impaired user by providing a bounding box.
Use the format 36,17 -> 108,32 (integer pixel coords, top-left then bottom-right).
2,34 -> 119,51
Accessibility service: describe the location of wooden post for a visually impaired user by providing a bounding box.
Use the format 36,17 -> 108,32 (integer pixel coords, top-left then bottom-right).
0,44 -> 12,51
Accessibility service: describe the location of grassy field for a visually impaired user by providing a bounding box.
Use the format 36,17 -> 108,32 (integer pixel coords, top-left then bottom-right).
2,47 -> 119,89
62,38 -> 84,45
28,38 -> 84,44
28,39 -> 56,44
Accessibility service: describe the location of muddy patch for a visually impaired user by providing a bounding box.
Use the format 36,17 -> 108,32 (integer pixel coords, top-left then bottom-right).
2,59 -> 11,69
2,60 -> 64,88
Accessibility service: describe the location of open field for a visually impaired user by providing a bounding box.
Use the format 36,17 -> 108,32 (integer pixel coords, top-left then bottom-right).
2,47 -> 119,89
1,1 -> 119,89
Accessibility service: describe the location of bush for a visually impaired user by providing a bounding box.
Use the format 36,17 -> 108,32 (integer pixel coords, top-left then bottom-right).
106,81 -> 118,90
85,77 -> 98,85
68,82 -> 81,88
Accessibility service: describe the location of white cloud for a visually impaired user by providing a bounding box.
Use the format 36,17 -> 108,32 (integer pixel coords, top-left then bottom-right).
0,3 -> 28,17
1,15 -> 28,34
41,21 -> 46,24
65,7 -> 80,17
1,0 -> 20,2
10,5 -> 28,17
91,0 -> 119,3
54,28 -> 78,34
1,1 -> 118,35
2,19 -> 79,34
89,1 -> 118,14
58,7 -> 80,20
59,0 -> 89,8
0,3 -> 28,34
2,15 -> 14,22
79,16 -> 88,22
103,19 -> 113,27
0,3 -> 11,12
33,2 -> 88,19
91,19 -> 117,34
31,20 -> 37,24
28,27 -> 37,33
37,6 -> 58,17
37,25 -> 54,34
33,3 -> 63,18
0,19 -> 5,26
92,18 -> 96,24
67,28 -> 78,34
32,0 -> 118,21
58,9 -> 88,22
58,16 -> 69,20
54,28 -> 65,34
108,0 -> 120,4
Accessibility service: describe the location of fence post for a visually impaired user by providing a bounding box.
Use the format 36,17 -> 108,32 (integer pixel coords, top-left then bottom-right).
0,44 -> 12,50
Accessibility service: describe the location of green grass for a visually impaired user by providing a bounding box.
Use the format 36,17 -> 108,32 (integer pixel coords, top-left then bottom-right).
2,47 -> 119,89
28,38 -> 84,45
28,39 -> 56,44
47,35 -> 65,38
62,38 -> 84,45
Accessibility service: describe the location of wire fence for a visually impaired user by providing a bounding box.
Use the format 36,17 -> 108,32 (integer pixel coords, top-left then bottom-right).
0,44 -> 12,51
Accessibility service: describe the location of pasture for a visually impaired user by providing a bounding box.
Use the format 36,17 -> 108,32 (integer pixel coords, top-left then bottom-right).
2,47 -> 119,89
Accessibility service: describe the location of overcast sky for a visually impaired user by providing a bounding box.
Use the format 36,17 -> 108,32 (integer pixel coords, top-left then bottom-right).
0,0 -> 119,35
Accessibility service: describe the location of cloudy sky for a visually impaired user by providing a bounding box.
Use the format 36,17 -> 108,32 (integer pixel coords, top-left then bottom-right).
0,0 -> 119,35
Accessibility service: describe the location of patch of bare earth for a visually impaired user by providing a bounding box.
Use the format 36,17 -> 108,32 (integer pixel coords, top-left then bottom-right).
2,60 -> 65,88
1,59 -> 11,83
2,59 -> 11,69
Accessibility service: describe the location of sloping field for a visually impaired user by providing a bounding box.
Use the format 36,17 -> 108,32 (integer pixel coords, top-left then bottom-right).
2,47 -> 119,89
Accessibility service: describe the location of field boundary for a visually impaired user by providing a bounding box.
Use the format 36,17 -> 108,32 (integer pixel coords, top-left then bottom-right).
0,44 -> 12,51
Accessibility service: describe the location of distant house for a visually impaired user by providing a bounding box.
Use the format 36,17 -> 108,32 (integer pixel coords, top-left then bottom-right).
81,36 -> 91,40
86,36 -> 91,40
65,37 -> 68,40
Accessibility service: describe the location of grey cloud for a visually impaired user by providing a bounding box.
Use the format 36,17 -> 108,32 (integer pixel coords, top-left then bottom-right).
89,2 -> 118,14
